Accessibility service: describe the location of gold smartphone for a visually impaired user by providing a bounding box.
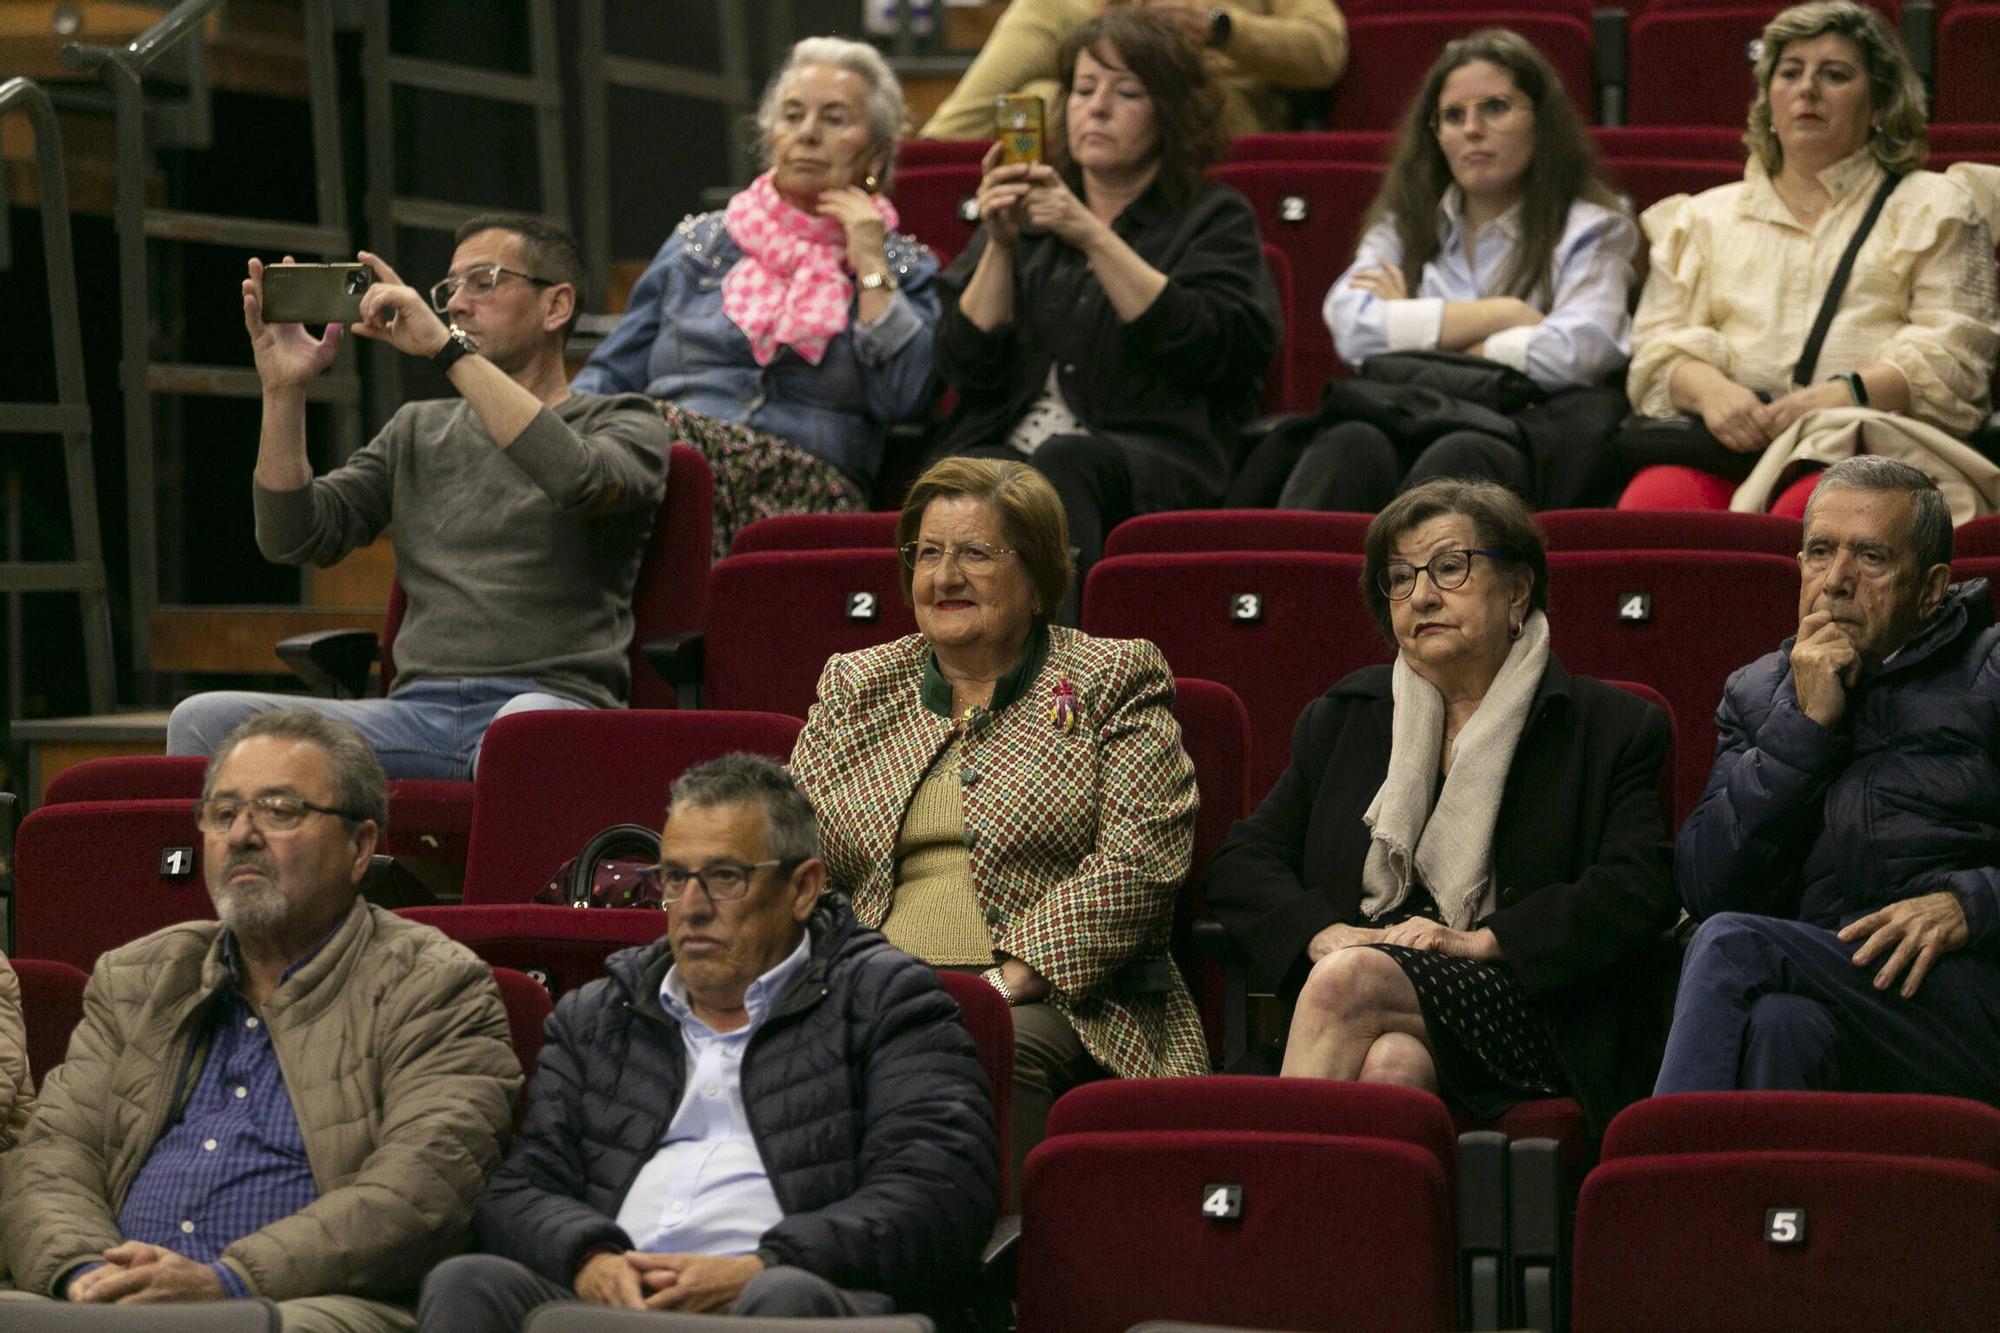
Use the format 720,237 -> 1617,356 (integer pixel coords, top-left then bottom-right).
260,262 -> 374,325
994,95 -> 1044,165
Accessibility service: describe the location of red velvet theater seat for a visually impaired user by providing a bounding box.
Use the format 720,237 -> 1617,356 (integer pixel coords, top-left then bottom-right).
935,969 -> 1016,1206
1018,1078 -> 1457,1333
1536,507 -> 1804,556
728,511 -> 900,556
490,964 -> 554,1122
458,708 -> 805,908
1544,550 -> 1801,825
1574,1092 -> 2000,1332
1624,0 -> 1900,126
1326,2 -> 1596,131
1169,678 -> 1253,1066
1084,551 -> 1391,800
1934,4 -> 2000,123
1103,510 -> 1374,557
888,161 -> 983,266
13,957 -> 89,1084
14,800 -> 213,971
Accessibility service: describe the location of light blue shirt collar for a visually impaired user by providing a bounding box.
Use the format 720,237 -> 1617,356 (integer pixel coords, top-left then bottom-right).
1436,184 -> 1523,248
659,929 -> 812,1038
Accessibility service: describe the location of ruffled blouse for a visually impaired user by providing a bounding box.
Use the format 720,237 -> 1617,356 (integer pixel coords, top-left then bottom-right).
1627,149 -> 2000,437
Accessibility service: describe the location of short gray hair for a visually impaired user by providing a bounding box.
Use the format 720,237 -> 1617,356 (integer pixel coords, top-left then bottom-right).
203,708 -> 388,829
1804,456 -> 1953,570
668,752 -> 820,863
754,36 -> 905,189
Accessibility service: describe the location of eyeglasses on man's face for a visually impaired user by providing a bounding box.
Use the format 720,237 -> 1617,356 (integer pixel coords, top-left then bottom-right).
899,540 -> 1017,573
1431,95 -> 1526,132
193,794 -> 362,835
429,262 -> 557,312
638,858 -> 804,905
1378,548 -> 1505,601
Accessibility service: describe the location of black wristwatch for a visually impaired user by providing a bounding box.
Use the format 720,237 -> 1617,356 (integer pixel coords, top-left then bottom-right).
431,323 -> 478,375
1207,7 -> 1232,47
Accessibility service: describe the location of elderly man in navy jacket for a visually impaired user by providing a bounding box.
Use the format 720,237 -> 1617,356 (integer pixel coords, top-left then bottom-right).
417,754 -> 999,1328
1658,457 -> 2000,1098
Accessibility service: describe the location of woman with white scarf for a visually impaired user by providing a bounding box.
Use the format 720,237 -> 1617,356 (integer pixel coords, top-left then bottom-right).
573,37 -> 941,556
1204,480 -> 1679,1133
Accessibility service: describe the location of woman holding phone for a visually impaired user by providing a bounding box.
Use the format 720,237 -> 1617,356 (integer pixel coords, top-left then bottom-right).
934,8 -> 1282,615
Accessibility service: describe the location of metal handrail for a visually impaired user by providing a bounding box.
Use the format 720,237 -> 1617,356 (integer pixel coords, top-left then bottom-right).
0,76 -> 118,715
57,0 -> 223,75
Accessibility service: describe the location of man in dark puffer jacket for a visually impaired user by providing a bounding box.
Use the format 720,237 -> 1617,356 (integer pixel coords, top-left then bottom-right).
418,754 -> 999,1328
1658,458 -> 2000,1099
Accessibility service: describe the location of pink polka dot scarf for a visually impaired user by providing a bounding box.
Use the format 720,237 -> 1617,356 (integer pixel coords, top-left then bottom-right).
722,172 -> 901,367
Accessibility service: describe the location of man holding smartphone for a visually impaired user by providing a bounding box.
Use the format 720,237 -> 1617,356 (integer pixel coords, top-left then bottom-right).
165,216 -> 675,779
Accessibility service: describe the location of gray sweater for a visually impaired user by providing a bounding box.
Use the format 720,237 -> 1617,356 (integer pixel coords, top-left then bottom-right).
255,391 -> 672,710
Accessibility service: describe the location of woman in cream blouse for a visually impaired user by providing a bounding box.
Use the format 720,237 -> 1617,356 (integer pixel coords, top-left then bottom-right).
1619,0 -> 1999,514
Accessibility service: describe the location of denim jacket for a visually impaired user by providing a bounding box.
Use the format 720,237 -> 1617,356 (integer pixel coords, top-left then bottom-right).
572,211 -> 942,490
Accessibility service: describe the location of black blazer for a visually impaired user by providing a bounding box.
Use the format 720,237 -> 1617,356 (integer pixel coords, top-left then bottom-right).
1203,656 -> 1679,1133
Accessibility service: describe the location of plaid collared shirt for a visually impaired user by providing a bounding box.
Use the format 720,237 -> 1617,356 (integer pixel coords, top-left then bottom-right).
111,934 -> 324,1297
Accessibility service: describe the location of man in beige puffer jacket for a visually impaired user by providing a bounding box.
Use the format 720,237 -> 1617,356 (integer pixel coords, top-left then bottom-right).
0,955 -> 31,1154
0,709 -> 521,1331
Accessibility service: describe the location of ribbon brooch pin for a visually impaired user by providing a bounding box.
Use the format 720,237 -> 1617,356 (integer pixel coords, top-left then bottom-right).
1048,678 -> 1078,734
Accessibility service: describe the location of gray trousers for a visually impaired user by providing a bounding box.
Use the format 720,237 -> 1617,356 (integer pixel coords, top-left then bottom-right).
415,1254 -> 892,1332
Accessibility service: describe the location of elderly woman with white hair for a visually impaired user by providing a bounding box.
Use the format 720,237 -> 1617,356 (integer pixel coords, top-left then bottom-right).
574,37 -> 941,553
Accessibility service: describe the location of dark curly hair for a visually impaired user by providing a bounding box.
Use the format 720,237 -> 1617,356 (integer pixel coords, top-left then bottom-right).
1049,9 -> 1226,209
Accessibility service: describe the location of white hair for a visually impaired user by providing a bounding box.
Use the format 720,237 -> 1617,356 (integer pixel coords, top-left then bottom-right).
754,36 -> 906,189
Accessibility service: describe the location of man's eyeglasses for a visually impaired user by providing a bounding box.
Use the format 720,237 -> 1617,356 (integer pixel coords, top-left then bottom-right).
1430,95 -> 1527,132
1378,548 -> 1505,601
429,262 -> 557,312
193,795 -> 364,834
899,540 -> 1017,573
638,858 -> 804,905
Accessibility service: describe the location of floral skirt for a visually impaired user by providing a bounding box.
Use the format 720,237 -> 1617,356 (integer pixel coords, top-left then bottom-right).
656,401 -> 866,561
1367,886 -> 1565,1120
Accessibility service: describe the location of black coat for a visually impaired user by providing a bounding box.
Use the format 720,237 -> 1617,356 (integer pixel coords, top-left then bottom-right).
1203,657 -> 1680,1134
472,896 -> 999,1309
934,179 -> 1282,509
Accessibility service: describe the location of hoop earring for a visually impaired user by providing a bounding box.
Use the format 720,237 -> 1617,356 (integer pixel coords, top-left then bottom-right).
863,172 -> 881,193
1509,621 -> 1523,641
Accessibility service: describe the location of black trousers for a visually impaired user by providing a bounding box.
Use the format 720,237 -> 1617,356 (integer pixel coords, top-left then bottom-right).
416,1255 -> 894,1332
1233,420 -> 1529,512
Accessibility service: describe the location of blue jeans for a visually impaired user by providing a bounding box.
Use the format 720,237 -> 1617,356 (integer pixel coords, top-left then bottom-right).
166,677 -> 591,780
1655,911 -> 2000,1099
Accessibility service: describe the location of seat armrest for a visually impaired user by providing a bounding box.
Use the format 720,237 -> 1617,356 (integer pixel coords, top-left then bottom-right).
1458,1130 -> 1512,1331
1509,1136 -> 1565,1333
1191,916 -> 1251,1067
641,631 -> 705,709
275,628 -> 380,698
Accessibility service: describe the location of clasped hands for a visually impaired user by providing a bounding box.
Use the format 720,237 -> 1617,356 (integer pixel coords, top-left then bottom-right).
1306,918 -> 1500,963
1697,376 -> 1854,454
65,1242 -> 224,1304
575,1249 -> 765,1313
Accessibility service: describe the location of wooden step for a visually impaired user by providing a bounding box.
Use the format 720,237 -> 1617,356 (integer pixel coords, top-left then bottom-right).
150,604 -> 383,675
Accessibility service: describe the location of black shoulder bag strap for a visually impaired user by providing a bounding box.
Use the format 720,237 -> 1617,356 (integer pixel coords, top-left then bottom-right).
1792,172 -> 1903,387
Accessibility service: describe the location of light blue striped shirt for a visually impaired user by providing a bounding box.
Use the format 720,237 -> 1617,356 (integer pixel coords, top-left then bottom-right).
1325,190 -> 1638,392
613,931 -> 813,1255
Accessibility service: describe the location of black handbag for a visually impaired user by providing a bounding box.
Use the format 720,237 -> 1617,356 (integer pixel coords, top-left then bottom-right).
1358,348 -> 1549,413
1613,172 -> 1903,477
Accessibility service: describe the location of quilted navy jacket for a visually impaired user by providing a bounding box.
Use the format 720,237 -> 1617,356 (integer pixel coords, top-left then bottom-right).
1676,578 -> 2000,944
471,895 -> 999,1309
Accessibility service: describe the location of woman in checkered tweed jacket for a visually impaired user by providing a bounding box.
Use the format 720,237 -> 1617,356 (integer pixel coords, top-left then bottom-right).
791,458 -> 1208,1200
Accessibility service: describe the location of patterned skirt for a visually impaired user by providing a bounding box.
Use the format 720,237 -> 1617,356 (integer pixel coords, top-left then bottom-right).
1367,885 -> 1565,1120
656,401 -> 867,561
